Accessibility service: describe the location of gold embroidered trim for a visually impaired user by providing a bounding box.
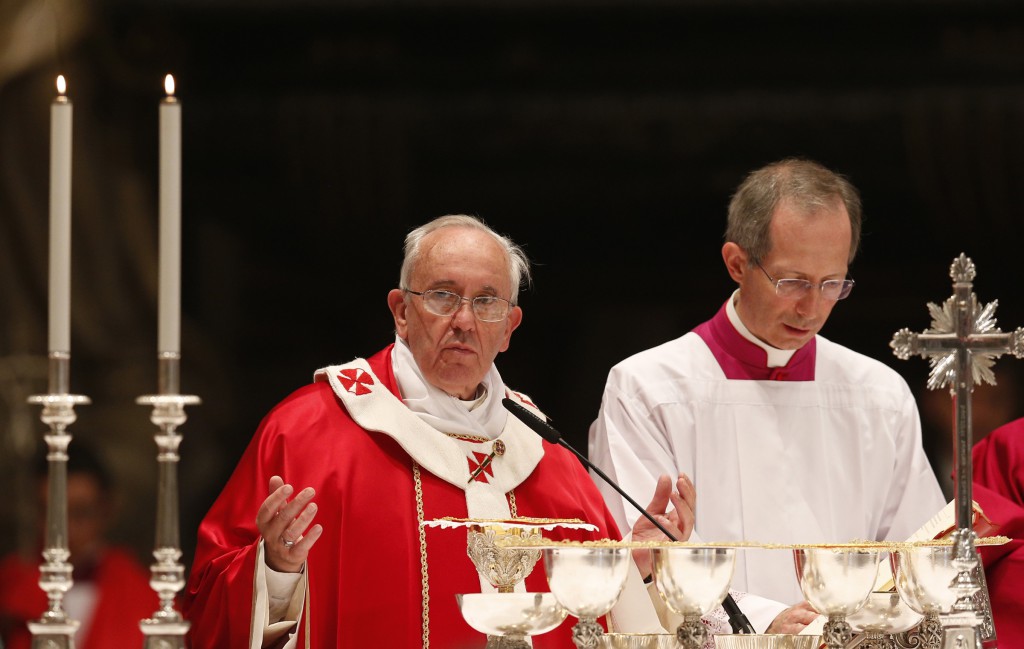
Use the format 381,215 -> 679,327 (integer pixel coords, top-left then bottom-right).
413,461 -> 430,648
508,489 -> 517,517
443,432 -> 490,442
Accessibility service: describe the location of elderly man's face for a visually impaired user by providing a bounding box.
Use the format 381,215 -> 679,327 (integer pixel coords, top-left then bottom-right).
725,197 -> 852,350
388,226 -> 523,399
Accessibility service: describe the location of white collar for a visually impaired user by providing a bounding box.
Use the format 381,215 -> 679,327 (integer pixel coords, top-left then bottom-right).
391,335 -> 508,440
728,289 -> 797,368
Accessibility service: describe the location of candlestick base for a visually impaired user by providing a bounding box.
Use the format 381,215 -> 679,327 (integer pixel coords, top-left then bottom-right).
28,618 -> 79,649
140,616 -> 189,649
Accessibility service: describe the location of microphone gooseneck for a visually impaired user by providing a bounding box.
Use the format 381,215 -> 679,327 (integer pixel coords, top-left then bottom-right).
502,397 -> 756,635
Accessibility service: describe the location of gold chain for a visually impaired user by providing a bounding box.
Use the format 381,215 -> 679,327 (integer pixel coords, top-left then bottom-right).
413,461 -> 430,648
508,489 -> 517,517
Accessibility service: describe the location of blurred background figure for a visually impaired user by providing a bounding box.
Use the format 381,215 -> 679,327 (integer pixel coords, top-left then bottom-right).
970,416 -> 1024,648
0,441 -> 158,649
918,363 -> 1024,500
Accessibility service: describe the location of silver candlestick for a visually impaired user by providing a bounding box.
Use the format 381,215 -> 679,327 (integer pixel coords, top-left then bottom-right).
26,352 -> 90,649
136,352 -> 200,649
890,253 -> 1024,649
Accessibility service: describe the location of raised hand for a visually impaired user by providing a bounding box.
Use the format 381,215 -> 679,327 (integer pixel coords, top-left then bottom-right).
631,473 -> 697,578
256,475 -> 323,573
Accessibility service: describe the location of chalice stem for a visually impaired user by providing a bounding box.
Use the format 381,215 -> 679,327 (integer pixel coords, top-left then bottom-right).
571,618 -> 604,649
823,615 -> 852,649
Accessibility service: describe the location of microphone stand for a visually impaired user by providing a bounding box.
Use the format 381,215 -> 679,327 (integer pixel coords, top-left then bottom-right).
503,398 -> 756,635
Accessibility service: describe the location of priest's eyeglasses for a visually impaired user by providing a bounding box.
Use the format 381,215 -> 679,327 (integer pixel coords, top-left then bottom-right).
756,262 -> 855,301
403,288 -> 513,322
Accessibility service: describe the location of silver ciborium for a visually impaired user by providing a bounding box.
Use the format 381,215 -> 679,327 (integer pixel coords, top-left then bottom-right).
651,546 -> 736,649
544,545 -> 632,649
793,547 -> 880,649
457,592 -> 568,649
890,545 -> 960,649
846,590 -> 923,649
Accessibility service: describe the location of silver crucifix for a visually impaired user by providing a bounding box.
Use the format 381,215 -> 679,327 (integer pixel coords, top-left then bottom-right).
890,253 -> 1024,649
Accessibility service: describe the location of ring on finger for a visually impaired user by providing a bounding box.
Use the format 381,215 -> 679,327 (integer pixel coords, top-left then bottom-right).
281,535 -> 296,548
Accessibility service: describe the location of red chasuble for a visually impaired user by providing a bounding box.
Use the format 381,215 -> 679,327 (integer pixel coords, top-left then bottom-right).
971,419 -> 1024,649
183,345 -> 622,649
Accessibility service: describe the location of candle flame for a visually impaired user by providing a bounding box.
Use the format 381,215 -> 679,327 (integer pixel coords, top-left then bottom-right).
164,74 -> 176,97
56,75 -> 67,96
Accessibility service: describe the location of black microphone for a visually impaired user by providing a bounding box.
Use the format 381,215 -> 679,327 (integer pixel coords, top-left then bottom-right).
503,397 -> 756,635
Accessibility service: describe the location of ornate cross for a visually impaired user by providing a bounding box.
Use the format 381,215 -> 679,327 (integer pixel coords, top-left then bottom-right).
890,253 -> 1024,647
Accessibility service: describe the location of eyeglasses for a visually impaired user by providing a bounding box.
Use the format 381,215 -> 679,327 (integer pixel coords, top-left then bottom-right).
756,262 -> 855,301
403,288 -> 513,322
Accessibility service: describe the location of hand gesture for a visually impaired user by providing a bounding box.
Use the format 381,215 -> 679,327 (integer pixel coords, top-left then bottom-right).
256,475 -> 323,573
630,473 -> 696,578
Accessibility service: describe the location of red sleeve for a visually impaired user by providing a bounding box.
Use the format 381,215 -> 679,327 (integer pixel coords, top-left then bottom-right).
182,384 -> 332,649
972,420 -> 1024,648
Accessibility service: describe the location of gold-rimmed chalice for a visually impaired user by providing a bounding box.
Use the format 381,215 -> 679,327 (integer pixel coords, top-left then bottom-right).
890,545 -> 960,649
651,546 -> 736,649
544,545 -> 632,649
792,547 -> 880,649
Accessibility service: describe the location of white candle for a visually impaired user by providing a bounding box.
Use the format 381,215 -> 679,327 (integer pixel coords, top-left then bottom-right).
158,74 -> 182,354
49,75 -> 72,353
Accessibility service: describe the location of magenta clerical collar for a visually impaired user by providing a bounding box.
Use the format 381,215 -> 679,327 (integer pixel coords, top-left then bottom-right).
692,300 -> 816,381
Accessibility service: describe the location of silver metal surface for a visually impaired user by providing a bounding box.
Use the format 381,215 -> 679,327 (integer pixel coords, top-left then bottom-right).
652,547 -> 736,617
456,592 -> 567,639
793,547 -> 880,649
544,546 -> 631,619
652,547 -> 735,649
27,353 -> 90,649
544,546 -> 630,648
136,355 -> 201,649
713,635 -> 824,649
889,254 -> 1017,648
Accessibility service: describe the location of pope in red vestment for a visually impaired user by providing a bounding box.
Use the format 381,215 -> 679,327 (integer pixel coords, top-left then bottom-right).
971,418 -> 1024,649
183,345 -> 629,649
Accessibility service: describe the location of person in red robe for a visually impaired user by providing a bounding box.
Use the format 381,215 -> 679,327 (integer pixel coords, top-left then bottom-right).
0,443 -> 159,649
971,417 -> 1024,649
182,214 -> 696,649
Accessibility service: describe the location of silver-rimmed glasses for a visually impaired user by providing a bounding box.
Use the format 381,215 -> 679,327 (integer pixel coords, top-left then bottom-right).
757,263 -> 855,301
404,288 -> 513,322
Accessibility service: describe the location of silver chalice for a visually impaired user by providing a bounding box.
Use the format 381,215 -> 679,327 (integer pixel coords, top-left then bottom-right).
544,545 -> 632,649
651,546 -> 736,649
890,545 -> 960,649
793,547 -> 880,649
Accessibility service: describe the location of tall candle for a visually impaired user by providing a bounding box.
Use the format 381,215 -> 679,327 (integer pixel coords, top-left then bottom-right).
49,75 -> 73,354
158,74 -> 181,355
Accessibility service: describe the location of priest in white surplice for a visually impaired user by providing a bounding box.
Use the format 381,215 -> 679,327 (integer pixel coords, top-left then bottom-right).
588,158 -> 946,635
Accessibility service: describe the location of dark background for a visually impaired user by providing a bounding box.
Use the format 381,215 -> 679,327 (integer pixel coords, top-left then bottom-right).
3,0 -> 1024,569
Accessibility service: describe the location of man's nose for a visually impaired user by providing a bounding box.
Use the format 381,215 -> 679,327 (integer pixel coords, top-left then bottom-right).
449,299 -> 476,329
795,287 -> 825,315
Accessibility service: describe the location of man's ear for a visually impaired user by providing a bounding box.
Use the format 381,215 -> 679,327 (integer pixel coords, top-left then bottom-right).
722,242 -> 749,284
387,289 -> 409,339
